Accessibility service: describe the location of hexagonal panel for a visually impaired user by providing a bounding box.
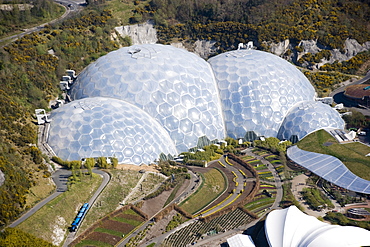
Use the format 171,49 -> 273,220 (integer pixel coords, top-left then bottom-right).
47,97 -> 177,165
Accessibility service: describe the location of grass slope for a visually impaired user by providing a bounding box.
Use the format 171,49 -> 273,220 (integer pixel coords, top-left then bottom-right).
16,173 -> 103,246
179,168 -> 226,215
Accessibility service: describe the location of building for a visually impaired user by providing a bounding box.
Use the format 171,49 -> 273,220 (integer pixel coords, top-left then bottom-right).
228,206 -> 370,247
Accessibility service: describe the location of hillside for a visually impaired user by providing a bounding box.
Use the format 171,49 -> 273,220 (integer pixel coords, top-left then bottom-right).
0,0 -> 370,239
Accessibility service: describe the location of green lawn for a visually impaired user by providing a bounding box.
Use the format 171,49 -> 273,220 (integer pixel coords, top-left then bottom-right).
297,130 -> 370,180
179,168 -> 226,215
16,173 -> 103,246
79,169 -> 142,233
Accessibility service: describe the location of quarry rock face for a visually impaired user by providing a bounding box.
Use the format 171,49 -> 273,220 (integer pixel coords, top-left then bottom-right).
115,20 -> 157,45
0,170 -> 5,187
269,38 -> 370,69
116,21 -> 369,70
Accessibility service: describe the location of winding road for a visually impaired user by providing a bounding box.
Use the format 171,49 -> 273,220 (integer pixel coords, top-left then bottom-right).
9,168 -> 110,232
0,0 -> 83,47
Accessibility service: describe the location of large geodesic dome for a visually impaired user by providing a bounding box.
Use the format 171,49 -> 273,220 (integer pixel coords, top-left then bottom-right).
277,101 -> 345,140
47,97 -> 177,165
46,44 -> 346,165
69,44 -> 226,152
208,49 -> 316,139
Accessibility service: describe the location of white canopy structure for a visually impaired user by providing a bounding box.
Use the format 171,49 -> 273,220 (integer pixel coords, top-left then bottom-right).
265,206 -> 370,247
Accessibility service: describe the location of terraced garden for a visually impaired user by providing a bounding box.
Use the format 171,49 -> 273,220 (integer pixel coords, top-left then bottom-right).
162,208 -> 254,246
244,183 -> 277,217
179,168 -> 227,215
74,208 -> 146,247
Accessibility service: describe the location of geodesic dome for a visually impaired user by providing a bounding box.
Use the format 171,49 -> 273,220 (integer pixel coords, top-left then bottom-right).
277,101 -> 345,140
69,44 -> 226,152
47,97 -> 177,165
208,49 -> 316,139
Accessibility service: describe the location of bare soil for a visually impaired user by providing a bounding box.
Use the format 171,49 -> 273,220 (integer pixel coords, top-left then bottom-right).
101,219 -> 135,233
140,177 -> 190,218
142,209 -> 178,243
116,163 -> 160,173
85,231 -> 121,245
117,213 -> 144,221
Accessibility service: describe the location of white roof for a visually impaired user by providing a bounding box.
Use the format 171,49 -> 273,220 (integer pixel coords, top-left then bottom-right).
265,206 -> 370,247
227,234 -> 255,247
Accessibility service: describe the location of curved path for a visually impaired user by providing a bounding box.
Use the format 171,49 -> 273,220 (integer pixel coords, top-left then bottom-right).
63,169 -> 110,246
141,151 -> 283,246
241,148 -> 283,210
0,0 -> 82,47
8,168 -> 71,228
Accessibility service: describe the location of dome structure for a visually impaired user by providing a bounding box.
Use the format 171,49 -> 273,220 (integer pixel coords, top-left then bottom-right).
277,101 -> 345,140
47,97 -> 177,165
265,206 -> 370,247
69,44 -> 225,152
208,49 -> 316,139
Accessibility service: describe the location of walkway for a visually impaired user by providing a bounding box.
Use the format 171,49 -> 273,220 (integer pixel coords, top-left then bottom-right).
241,148 -> 283,210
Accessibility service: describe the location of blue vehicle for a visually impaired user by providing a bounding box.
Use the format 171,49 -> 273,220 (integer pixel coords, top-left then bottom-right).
70,203 -> 89,232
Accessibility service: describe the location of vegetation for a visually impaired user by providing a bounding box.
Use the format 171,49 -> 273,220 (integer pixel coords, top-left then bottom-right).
16,173 -> 102,246
0,0 -> 64,38
341,110 -> 370,130
145,0 -> 370,50
324,212 -> 370,231
303,70 -> 352,97
179,168 -> 226,214
79,169 -> 141,233
0,5 -> 133,227
297,129 -> 370,180
279,183 -> 302,210
181,144 -> 224,164
0,227 -> 54,247
300,187 -> 334,211
253,137 -> 292,154
165,213 -> 185,232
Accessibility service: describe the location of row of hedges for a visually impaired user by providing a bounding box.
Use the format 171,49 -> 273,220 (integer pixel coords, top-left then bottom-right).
228,153 -> 258,178
154,203 -> 193,222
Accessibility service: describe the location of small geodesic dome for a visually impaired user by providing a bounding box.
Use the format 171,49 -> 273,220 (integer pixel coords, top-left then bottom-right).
208,49 -> 316,139
47,97 -> 177,165
277,101 -> 345,140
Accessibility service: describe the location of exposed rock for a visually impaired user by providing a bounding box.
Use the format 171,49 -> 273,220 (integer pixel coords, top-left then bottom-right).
267,38 -> 370,69
268,39 -> 291,56
0,170 -> 5,187
115,20 -> 157,45
116,21 -> 370,70
193,40 -> 219,59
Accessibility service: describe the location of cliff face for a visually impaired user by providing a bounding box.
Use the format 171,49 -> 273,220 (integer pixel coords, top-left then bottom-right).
267,38 -> 370,69
115,21 -> 370,69
114,20 -> 158,45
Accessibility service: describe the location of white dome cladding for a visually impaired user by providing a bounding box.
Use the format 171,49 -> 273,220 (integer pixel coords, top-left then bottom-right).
278,101 -> 345,140
69,44 -> 226,153
208,49 -> 316,139
47,97 -> 177,165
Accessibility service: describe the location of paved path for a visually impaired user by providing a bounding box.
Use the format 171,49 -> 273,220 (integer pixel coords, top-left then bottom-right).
0,0 -> 82,47
63,169 -> 110,246
141,151 -> 283,246
8,168 -> 71,228
241,148 -> 283,210
117,169 -> 200,247
120,172 -> 148,205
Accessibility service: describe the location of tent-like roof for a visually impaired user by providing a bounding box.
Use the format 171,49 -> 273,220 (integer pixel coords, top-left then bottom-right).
265,206 -> 370,247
